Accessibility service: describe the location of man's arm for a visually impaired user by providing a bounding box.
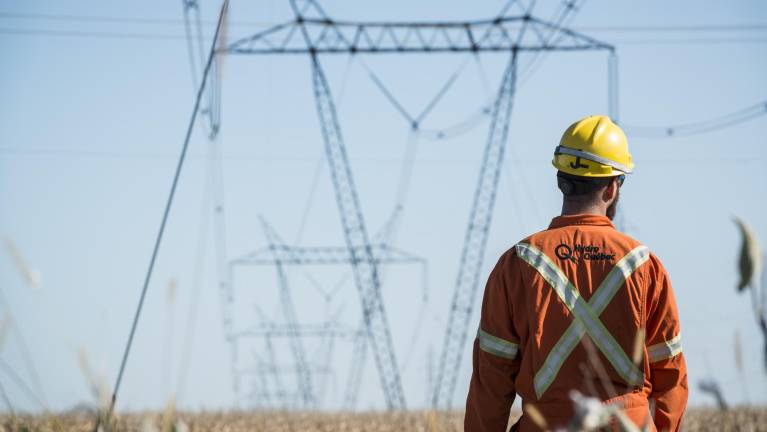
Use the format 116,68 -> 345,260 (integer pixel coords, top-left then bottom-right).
465,251 -> 522,432
645,255 -> 688,432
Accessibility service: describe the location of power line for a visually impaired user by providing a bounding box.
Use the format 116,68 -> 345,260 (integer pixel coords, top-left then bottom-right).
614,37 -> 767,45
4,27 -> 767,45
624,99 -> 767,138
418,1 -> 587,141
0,148 -> 761,164
577,24 -> 767,32
174,144 -> 213,404
0,147 -> 502,163
0,11 -> 273,27
3,12 -> 767,34
98,1 -> 228,427
0,27 -> 191,40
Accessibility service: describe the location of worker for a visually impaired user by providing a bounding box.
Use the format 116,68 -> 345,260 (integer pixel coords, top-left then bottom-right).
464,115 -> 688,431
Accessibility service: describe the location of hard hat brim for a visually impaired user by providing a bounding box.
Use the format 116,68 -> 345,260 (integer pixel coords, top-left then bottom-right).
554,145 -> 633,175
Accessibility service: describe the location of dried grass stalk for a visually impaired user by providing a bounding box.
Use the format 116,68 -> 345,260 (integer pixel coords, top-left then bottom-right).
733,329 -> 743,373
0,312 -> 11,351
523,403 -> 548,430
632,329 -> 645,367
3,237 -> 42,289
733,217 -> 762,292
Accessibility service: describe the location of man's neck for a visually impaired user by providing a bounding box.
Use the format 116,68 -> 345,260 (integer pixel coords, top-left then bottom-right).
561,201 -> 607,217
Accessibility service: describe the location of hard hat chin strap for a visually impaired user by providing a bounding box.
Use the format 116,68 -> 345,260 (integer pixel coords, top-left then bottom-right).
555,145 -> 633,174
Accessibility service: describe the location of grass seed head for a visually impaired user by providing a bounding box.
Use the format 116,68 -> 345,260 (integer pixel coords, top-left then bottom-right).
732,216 -> 762,292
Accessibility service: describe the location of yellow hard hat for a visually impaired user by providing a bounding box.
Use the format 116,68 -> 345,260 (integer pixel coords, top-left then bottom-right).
552,115 -> 633,177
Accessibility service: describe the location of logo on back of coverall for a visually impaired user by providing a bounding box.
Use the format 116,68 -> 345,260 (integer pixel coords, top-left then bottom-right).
555,243 -> 615,262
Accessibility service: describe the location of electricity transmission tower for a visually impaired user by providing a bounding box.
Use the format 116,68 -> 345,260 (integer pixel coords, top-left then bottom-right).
228,218 -> 427,409
234,321 -> 356,409
259,218 -> 316,408
221,0 -> 613,410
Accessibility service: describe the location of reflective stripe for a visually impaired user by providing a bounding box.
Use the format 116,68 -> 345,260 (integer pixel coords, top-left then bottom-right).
590,246 -> 651,312
647,334 -> 682,363
533,319 -> 586,397
554,145 -> 633,174
515,243 -> 649,398
477,328 -> 519,360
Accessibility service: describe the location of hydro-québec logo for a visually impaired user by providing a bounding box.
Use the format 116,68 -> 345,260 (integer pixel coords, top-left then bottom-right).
555,243 -> 616,262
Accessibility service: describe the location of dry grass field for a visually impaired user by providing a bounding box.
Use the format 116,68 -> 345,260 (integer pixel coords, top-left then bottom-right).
2,408 -> 766,432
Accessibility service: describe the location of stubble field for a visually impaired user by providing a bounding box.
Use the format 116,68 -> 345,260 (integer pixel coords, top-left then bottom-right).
2,408 -> 767,431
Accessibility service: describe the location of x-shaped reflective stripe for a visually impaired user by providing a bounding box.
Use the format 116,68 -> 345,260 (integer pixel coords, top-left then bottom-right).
515,243 -> 651,398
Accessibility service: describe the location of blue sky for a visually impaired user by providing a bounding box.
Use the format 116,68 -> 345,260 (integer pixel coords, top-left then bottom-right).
1,0 -> 766,413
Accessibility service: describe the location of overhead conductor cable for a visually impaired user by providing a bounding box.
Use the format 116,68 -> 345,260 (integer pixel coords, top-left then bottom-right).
97,0 -> 229,427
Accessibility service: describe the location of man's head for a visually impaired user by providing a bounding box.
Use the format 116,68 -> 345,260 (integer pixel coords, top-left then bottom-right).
557,171 -> 624,220
551,115 -> 633,220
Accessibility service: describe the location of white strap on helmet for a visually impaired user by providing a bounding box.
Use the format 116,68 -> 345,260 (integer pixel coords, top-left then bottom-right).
555,145 -> 633,174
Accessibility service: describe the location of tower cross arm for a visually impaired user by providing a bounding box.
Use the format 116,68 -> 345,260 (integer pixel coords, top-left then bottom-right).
231,244 -> 425,266
222,15 -> 613,55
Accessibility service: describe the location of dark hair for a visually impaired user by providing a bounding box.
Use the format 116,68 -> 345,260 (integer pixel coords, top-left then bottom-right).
557,171 -> 614,197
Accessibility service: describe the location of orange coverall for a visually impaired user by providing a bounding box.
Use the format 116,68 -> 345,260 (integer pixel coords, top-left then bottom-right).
465,214 -> 687,431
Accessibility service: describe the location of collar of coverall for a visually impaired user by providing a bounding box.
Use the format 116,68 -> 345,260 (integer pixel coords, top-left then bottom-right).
548,214 -> 616,230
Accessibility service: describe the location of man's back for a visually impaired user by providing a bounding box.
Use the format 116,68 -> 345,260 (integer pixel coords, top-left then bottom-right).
464,214 -> 687,431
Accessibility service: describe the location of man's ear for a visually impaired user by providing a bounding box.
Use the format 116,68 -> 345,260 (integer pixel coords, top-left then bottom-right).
602,179 -> 617,203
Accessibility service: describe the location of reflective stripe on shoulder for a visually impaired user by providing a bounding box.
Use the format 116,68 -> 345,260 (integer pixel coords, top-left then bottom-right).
647,334 -> 682,363
477,328 -> 519,360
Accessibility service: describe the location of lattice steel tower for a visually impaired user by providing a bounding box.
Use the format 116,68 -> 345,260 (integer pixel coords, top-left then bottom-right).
219,0 -> 614,409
